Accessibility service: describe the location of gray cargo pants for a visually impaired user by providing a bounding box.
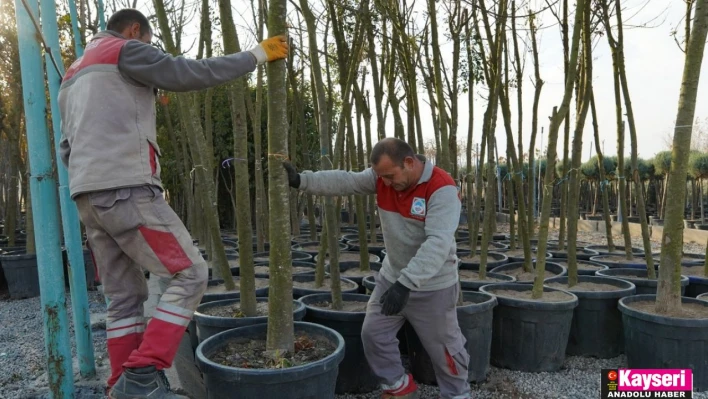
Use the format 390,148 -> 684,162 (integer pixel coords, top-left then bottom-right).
76,185 -> 207,387
362,272 -> 471,398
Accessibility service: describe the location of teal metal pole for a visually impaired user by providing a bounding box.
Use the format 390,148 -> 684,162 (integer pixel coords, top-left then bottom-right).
67,0 -> 84,57
13,0 -> 75,397
41,0 -> 97,378
97,0 -> 106,30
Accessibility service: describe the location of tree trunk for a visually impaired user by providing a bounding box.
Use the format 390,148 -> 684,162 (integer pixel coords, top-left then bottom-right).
217,0 -> 257,316
657,0 -> 708,314
591,92 -> 615,251
428,0 -> 451,172
527,12 -> 543,235
557,0 -> 571,251
153,0 -> 233,289
533,0 -> 585,299
566,0 -> 592,287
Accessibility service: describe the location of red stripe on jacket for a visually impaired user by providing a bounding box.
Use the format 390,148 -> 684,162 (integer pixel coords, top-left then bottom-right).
64,37 -> 126,81
376,166 -> 458,222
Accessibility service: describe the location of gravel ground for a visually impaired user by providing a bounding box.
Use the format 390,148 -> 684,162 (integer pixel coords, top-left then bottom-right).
1,222 -> 707,398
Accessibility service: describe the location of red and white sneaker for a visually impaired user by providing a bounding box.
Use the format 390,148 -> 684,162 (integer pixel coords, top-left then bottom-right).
381,373 -> 418,399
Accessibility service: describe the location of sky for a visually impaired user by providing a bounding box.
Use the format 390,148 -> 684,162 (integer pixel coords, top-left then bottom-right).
117,0 -> 707,163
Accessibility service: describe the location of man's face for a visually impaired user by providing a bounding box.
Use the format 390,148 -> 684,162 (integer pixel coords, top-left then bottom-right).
373,155 -> 415,192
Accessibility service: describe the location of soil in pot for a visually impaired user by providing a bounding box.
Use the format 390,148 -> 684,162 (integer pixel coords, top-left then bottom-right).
209,333 -> 335,369
459,270 -> 508,282
253,264 -> 315,276
294,277 -> 358,292
206,278 -> 269,294
316,252 -> 380,264
340,268 -> 375,278
491,263 -> 564,283
545,281 -> 622,292
201,301 -> 270,318
625,300 -> 708,319
309,300 -> 368,313
491,289 -> 573,302
554,261 -> 607,274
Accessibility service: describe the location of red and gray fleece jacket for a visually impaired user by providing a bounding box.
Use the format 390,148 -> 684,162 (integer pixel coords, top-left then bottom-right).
299,160 -> 461,292
58,30 -> 257,198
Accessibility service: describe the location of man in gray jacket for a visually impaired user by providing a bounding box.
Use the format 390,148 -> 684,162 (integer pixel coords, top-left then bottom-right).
284,138 -> 470,399
58,9 -> 287,399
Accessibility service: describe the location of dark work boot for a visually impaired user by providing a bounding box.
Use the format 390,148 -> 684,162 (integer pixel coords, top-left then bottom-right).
109,366 -> 187,399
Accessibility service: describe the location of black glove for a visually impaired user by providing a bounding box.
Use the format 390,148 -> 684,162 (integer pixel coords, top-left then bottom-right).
283,161 -> 301,189
379,281 -> 410,316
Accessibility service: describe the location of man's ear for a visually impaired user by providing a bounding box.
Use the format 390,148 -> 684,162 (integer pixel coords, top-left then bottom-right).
403,156 -> 416,169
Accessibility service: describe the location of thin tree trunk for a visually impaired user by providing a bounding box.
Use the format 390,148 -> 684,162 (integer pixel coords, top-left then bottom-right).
657,0 -> 708,314
527,12 -> 543,235
533,0 -> 585,299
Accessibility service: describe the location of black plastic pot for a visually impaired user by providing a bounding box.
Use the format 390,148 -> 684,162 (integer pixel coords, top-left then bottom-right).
506,251 -> 552,263
340,233 -> 384,244
194,298 -> 306,344
584,245 -> 643,256
596,268 -> 689,295
544,276 -> 636,358
458,251 -> 509,271
619,295 -> 708,391
253,251 -> 313,264
674,264 -> 708,298
0,251 -> 39,299
548,247 -> 599,261
325,261 -> 382,294
291,241 -> 349,257
196,322 -> 345,398
553,260 -> 609,276
292,274 -> 359,299
458,263 -> 516,291
407,291 -> 497,384
314,251 -> 382,265
346,240 -> 386,257
299,293 -> 377,394
589,255 -> 649,270
250,261 -> 318,279
456,241 -> 509,253
479,283 -> 578,372
489,261 -> 567,283
362,275 -> 375,294
698,293 -> 708,301
201,278 -> 270,304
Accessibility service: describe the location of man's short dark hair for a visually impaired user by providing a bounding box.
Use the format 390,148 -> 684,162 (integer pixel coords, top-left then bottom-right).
370,137 -> 416,167
107,9 -> 151,37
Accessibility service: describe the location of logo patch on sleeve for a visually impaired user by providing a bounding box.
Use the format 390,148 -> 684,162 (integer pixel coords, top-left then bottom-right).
411,197 -> 426,217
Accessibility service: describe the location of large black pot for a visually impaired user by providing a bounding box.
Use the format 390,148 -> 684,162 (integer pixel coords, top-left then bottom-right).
196,322 -> 345,398
345,240 -> 386,257
194,298 -> 306,344
457,251 -> 509,271
325,261 -> 382,294
291,241 -> 349,257
479,283 -> 578,372
407,291 -> 497,384
292,274 -> 359,299
674,264 -> 708,298
250,261 -> 318,279
589,255 -> 649,270
0,251 -> 39,299
596,268 -> 689,295
362,275 -> 376,294
619,295 -> 708,391
584,245 -> 643,256
299,293 -> 377,394
506,251 -> 552,263
544,276 -> 636,358
458,263 -> 516,291
547,247 -> 599,261
253,251 -> 313,264
489,261 -> 567,283
553,259 -> 609,276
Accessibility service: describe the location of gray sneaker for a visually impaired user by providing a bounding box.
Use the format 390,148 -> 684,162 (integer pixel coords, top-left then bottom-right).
109,366 -> 187,399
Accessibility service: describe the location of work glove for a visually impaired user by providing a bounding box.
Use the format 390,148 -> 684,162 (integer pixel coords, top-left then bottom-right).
283,161 -> 301,189
248,35 -> 289,65
379,281 -> 410,316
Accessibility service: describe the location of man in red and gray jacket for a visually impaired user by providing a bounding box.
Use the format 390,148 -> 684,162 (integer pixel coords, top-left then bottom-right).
58,9 -> 287,399
284,137 -> 471,399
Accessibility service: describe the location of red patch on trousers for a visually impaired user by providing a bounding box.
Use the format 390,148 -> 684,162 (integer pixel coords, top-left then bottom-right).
445,349 -> 459,375
149,144 -> 157,175
138,227 -> 192,274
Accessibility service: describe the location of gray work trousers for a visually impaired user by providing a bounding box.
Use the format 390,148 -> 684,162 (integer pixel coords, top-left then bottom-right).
362,272 -> 471,398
